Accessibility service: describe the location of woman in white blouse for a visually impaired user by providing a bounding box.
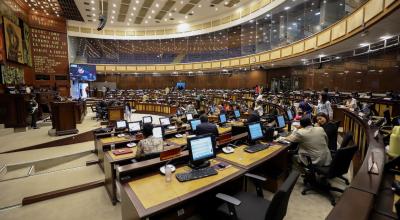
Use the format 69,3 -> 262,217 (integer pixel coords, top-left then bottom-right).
317,93 -> 333,120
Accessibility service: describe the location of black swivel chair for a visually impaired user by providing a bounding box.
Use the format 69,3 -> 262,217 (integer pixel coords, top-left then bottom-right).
340,132 -> 354,149
214,171 -> 300,220
302,145 -> 358,205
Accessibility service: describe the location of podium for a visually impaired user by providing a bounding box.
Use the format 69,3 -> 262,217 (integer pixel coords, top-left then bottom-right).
51,102 -> 78,136
108,105 -> 124,122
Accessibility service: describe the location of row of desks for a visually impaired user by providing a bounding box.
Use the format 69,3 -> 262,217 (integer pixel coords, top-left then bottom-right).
120,142 -> 288,220
96,121 -> 246,205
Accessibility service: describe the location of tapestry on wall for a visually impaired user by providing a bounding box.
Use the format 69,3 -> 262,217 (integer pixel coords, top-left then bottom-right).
3,17 -> 23,64
1,65 -> 24,84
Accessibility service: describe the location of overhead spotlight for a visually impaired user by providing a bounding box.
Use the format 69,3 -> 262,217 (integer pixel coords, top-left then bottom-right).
97,14 -> 107,31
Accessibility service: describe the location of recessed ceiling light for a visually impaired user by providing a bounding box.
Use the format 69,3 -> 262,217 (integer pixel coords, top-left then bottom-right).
359,43 -> 369,47
111,16 -> 115,19
131,12 -> 134,15
185,15 -> 188,19
128,18 -> 132,21
169,13 -> 172,16
215,7 -> 218,11
284,6 -> 290,10
380,35 -> 392,40
155,3 -> 159,7
145,20 -> 148,23
133,7 -> 136,10
113,3 -> 116,7
111,20 -> 114,23
112,10 -> 115,14
91,7 -> 95,10
135,0 -> 139,3
151,10 -> 155,13
127,22 -> 130,25
198,4 -> 202,7
90,0 -> 94,4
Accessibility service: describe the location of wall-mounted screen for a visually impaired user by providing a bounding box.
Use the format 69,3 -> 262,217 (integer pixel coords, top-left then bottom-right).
69,64 -> 96,81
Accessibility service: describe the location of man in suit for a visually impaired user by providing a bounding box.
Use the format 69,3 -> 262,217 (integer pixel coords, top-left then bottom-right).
283,117 -> 332,167
247,107 -> 261,124
196,114 -> 219,137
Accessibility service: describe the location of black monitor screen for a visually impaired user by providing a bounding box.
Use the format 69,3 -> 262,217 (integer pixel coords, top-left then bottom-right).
143,116 -> 152,123
69,64 -> 96,81
128,122 -> 141,132
116,120 -> 127,129
189,135 -> 215,162
248,122 -> 263,141
160,117 -> 171,126
219,114 -> 227,124
287,110 -> 293,121
177,82 -> 186,90
234,110 -> 240,118
190,119 -> 201,131
276,115 -> 286,128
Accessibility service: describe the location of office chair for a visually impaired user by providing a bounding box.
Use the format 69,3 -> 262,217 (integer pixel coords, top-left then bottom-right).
340,132 -> 354,149
214,171 -> 300,220
302,146 -> 357,205
133,152 -> 160,162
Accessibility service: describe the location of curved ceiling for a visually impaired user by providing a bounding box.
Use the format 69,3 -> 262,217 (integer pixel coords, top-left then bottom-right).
74,0 -> 254,27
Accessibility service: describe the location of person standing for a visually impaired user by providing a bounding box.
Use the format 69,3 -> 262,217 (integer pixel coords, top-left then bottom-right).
28,95 -> 39,129
317,93 -> 333,120
124,102 -> 132,121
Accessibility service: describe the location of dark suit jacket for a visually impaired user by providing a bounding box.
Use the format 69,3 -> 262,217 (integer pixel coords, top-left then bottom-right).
247,112 -> 261,124
196,122 -> 219,137
322,122 -> 338,151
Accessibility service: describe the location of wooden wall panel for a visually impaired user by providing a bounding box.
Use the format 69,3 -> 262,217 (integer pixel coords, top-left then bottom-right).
317,30 -> 331,46
293,42 -> 304,54
385,0 -> 395,7
260,53 -> 270,61
347,9 -> 364,32
364,0 -> 384,22
240,58 -> 250,65
332,21 -> 347,40
281,47 -> 292,57
305,37 -> 317,51
270,50 -> 281,60
96,70 -> 267,89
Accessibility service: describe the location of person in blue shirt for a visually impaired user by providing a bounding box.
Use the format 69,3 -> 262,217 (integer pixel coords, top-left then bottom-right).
299,96 -> 313,118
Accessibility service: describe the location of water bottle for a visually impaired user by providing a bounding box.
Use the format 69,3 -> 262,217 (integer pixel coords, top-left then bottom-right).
165,165 -> 172,183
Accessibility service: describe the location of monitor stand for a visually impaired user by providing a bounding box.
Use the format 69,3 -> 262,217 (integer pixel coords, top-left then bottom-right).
188,160 -> 210,170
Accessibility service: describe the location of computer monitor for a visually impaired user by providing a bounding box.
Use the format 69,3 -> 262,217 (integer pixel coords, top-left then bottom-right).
189,119 -> 201,131
234,109 -> 241,119
116,120 -> 127,130
276,115 -> 286,129
152,126 -> 163,139
219,114 -> 227,124
186,113 -> 193,121
159,117 -> 171,126
128,121 -> 141,133
188,134 -> 216,169
143,116 -> 152,124
247,122 -> 264,142
287,110 -> 293,121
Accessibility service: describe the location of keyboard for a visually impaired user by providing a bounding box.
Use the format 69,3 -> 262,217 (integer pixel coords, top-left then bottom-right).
176,167 -> 218,182
244,143 -> 270,153
279,132 -> 290,137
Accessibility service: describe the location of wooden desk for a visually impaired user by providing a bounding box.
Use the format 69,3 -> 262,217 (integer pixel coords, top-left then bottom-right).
121,160 -> 245,220
106,133 -> 248,205
0,94 -> 29,128
217,126 -> 231,134
96,135 -> 136,170
217,144 -> 286,169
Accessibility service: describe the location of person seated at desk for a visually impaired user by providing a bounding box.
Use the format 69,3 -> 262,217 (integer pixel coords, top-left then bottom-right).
254,100 -> 264,116
216,104 -> 226,115
316,112 -> 338,152
283,117 -> 332,167
345,94 -> 358,110
196,114 -> 219,137
186,102 -> 198,115
136,123 -> 164,159
247,107 -> 261,124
